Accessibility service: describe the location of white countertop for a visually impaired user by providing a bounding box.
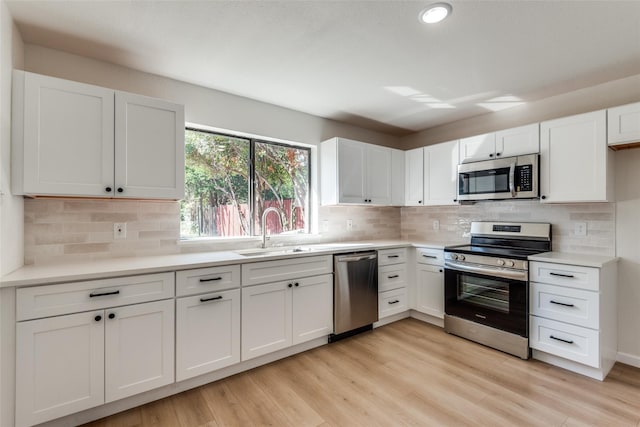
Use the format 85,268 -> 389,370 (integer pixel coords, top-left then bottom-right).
528,251 -> 619,268
2,240 -> 446,288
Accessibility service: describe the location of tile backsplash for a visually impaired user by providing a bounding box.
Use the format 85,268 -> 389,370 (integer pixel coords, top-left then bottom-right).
402,201 -> 615,256
24,199 -> 402,265
24,198 -> 613,265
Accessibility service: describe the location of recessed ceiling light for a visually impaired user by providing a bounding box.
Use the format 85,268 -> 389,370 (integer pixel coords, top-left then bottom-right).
419,3 -> 452,24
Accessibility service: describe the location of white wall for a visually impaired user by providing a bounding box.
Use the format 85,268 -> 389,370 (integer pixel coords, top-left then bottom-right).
0,1 -> 23,425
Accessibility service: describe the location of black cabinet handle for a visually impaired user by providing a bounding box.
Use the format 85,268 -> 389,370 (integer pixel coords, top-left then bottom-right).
89,290 -> 120,298
549,272 -> 575,278
94,315 -> 102,322
418,200 -> 422,204
388,300 -> 400,305
422,254 -> 437,259
550,335 -> 574,344
105,187 -> 112,193
550,300 -> 575,307
199,277 -> 223,282
496,152 -> 501,157
117,187 -> 124,193
387,275 -> 399,279
108,313 -> 116,320
439,269 -> 443,273
453,199 -> 457,202
288,283 -> 293,288
294,282 -> 299,287
200,295 -> 223,303
489,153 -> 494,157
541,195 -> 547,200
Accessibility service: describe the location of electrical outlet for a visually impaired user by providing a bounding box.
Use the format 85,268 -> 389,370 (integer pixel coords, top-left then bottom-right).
433,220 -> 440,231
574,222 -> 587,237
114,223 -> 127,239
346,219 -> 353,231
322,220 -> 329,232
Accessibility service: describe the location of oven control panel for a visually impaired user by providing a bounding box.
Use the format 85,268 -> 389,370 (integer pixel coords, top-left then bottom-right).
445,251 -> 528,272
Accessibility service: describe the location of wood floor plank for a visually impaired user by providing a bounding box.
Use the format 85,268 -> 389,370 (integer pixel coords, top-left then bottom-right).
81,318 -> 640,427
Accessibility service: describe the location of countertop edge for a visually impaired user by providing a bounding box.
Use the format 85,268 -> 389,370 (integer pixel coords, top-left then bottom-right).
528,252 -> 619,268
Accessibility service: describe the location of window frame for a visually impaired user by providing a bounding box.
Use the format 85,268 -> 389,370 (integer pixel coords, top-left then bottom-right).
183,126 -> 312,239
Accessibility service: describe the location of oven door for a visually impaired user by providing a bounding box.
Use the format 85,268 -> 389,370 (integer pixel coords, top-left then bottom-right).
444,263 -> 528,337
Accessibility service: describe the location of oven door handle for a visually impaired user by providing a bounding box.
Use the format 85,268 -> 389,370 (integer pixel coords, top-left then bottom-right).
445,260 -> 528,281
509,162 -> 516,198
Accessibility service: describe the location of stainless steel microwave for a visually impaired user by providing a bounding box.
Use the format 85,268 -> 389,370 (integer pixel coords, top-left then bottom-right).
457,154 -> 539,201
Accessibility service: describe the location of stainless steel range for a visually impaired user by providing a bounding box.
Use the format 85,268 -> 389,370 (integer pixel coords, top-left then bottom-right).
444,221 -> 551,359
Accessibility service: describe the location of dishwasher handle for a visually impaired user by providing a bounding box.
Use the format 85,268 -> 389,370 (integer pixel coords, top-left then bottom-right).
335,253 -> 377,263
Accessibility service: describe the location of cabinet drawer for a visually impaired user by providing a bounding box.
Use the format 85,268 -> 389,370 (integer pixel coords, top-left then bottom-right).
379,288 -> 408,318
530,282 -> 599,329
530,316 -> 600,368
176,265 -> 240,296
530,262 -> 599,291
17,272 -> 175,321
379,264 -> 407,292
242,255 -> 332,286
378,248 -> 407,266
416,247 -> 443,266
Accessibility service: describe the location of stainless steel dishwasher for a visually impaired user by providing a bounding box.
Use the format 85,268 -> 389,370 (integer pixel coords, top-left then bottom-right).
330,251 -> 378,342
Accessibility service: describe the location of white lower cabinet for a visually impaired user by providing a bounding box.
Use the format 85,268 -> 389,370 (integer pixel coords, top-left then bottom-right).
414,248 -> 445,319
242,273 -> 333,361
16,311 -> 105,427
176,289 -> 241,381
377,248 -> 408,319
15,273 -> 175,427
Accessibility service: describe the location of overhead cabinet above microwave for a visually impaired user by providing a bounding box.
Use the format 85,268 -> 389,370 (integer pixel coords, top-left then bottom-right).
458,123 -> 540,164
12,71 -> 185,199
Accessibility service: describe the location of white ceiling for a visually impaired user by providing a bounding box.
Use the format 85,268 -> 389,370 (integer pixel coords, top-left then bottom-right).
6,1 -> 640,136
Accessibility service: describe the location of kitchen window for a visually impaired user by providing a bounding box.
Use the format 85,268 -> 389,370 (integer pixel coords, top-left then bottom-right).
181,128 -> 310,239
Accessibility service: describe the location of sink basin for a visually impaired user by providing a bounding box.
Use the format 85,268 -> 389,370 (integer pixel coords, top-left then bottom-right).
234,246 -> 315,257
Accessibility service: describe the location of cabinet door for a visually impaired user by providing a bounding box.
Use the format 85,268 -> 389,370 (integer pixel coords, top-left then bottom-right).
365,144 -> 392,205
115,92 -> 185,199
337,139 -> 367,203
415,264 -> 444,318
540,110 -> 609,202
608,102 -> 640,146
20,71 -> 114,197
404,147 -> 424,206
459,133 -> 496,163
424,140 -> 459,205
292,274 -> 333,345
496,123 -> 540,158
390,148 -> 405,206
242,281 -> 292,361
105,299 -> 175,402
176,289 -> 240,381
16,311 -> 105,427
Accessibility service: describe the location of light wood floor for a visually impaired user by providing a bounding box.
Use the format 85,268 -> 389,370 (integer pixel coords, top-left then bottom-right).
83,318 -> 640,427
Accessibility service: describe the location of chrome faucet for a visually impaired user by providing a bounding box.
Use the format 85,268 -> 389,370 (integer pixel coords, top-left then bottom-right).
261,207 -> 282,248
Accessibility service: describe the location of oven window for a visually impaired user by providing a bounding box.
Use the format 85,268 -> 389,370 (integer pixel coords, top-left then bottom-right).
457,274 -> 509,313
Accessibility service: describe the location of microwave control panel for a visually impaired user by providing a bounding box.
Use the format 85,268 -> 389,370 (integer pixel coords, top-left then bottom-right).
515,165 -> 533,192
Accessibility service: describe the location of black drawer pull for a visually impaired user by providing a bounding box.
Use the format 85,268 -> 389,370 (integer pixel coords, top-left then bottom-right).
549,272 -> 575,278
387,275 -> 399,279
422,254 -> 437,259
388,300 -> 400,305
387,255 -> 399,258
550,300 -> 575,307
89,290 -> 120,298
200,296 -> 223,303
199,277 -> 223,282
550,335 -> 574,344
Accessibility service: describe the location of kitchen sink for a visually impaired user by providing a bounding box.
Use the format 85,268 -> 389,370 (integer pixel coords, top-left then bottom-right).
234,246 -> 315,257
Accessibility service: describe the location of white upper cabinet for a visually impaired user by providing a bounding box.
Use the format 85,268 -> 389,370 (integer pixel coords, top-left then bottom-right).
607,102 -> 640,147
459,124 -> 539,163
390,148 -> 405,206
321,137 -> 392,205
405,140 -> 458,206
404,147 -> 424,206
459,133 -> 496,163
12,70 -> 185,199
424,140 -> 459,206
540,110 -> 613,203
496,123 -> 540,158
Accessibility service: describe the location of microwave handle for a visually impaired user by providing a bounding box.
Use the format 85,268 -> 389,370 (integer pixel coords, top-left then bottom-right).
509,163 -> 516,197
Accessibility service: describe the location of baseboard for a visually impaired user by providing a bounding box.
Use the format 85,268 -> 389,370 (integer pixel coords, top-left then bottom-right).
373,311 -> 410,327
410,310 -> 444,328
617,351 -> 640,368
